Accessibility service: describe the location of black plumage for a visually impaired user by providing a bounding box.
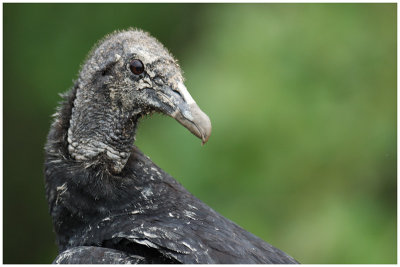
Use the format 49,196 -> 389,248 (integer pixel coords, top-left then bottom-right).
44,29 -> 298,264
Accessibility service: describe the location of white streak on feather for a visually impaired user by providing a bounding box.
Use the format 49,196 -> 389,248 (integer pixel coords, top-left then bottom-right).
134,239 -> 158,249
183,210 -> 196,220
143,232 -> 158,238
182,241 -> 197,251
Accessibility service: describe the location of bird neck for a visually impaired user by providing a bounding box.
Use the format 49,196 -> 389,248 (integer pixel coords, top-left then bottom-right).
67,85 -> 141,173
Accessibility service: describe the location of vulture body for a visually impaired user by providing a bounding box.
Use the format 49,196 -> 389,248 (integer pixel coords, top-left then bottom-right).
44,29 -> 298,264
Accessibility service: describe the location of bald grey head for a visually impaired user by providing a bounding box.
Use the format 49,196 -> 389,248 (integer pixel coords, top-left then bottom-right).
67,29 -> 211,173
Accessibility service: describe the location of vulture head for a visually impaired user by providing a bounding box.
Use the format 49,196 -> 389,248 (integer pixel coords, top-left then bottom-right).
67,29 -> 211,173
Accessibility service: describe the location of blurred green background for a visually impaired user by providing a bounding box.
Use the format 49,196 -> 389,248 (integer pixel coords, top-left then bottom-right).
3,3 -> 396,264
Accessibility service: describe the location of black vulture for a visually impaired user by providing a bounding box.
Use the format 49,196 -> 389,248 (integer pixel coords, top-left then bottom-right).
44,29 -> 298,264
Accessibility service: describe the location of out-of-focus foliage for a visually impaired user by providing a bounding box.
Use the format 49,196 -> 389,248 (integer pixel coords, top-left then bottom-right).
3,3 -> 396,264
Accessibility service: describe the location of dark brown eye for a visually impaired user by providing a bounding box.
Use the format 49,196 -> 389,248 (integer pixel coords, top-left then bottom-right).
129,59 -> 144,75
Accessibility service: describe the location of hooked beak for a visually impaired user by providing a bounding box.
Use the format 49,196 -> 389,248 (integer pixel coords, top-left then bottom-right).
169,83 -> 212,145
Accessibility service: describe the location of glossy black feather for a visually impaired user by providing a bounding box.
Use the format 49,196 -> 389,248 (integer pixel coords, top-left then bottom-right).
53,246 -> 145,264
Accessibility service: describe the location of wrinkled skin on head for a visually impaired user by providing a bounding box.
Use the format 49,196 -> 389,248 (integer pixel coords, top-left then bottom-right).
79,30 -> 182,113
67,29 -> 211,173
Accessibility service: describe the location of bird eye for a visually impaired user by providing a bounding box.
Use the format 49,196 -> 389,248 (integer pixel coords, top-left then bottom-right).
129,59 -> 144,75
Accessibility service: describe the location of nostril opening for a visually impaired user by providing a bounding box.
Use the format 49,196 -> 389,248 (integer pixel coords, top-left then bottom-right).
154,77 -> 163,86
173,89 -> 183,98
